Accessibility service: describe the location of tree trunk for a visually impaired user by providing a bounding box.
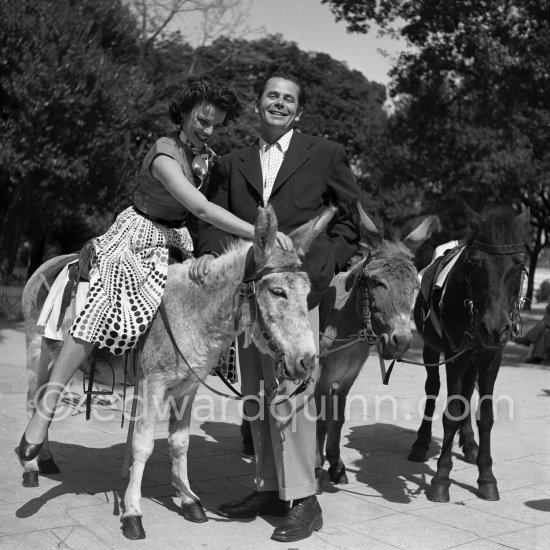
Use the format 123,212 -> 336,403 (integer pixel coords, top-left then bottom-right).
525,226 -> 543,311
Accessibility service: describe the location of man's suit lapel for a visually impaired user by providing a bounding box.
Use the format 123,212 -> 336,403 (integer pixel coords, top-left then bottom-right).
271,133 -> 311,195
238,145 -> 263,200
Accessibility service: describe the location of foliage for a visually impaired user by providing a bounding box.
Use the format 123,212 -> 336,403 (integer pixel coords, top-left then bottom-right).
0,1 -> 387,276
323,0 -> 550,267
0,0 -> 154,274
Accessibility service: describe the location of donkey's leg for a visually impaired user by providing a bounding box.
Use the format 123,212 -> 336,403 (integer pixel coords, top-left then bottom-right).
122,379 -> 161,540
429,360 -> 467,502
36,341 -> 63,475
458,366 -> 479,464
409,346 -> 441,462
168,383 -> 208,523
21,338 -> 58,486
475,354 -> 501,501
326,391 -> 349,485
314,386 -> 331,494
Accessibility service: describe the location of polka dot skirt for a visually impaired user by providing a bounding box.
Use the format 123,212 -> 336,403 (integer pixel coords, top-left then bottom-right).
70,207 -> 193,355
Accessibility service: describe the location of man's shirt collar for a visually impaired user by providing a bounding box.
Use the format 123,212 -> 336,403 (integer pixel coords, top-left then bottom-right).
259,129 -> 294,153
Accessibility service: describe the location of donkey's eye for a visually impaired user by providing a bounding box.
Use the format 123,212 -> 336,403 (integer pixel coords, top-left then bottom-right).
269,287 -> 287,298
369,279 -> 388,290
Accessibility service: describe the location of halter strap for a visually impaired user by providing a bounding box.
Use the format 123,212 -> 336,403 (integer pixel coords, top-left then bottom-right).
242,246 -> 302,283
470,240 -> 526,255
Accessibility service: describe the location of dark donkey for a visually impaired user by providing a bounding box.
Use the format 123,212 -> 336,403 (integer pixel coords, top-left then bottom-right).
315,203 -> 439,493
409,205 -> 529,502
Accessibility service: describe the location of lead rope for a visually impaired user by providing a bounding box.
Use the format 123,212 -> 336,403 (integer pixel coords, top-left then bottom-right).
159,302 -> 243,400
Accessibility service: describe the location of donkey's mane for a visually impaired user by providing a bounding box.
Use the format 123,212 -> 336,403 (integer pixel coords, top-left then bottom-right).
464,207 -> 524,246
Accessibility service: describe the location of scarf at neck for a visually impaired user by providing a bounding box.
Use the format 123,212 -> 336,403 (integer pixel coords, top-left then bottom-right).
179,129 -> 216,188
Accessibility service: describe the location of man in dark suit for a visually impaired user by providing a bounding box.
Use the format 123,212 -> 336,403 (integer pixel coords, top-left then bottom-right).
191,68 -> 360,542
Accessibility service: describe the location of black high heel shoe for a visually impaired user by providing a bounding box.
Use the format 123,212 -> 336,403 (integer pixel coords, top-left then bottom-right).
18,432 -> 44,462
18,412 -> 54,462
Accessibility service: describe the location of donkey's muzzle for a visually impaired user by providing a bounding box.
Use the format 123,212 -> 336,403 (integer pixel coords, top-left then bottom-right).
478,320 -> 511,349
290,353 -> 318,380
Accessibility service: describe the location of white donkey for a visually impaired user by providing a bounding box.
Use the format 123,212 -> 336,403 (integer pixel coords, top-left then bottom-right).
20,204 -> 335,540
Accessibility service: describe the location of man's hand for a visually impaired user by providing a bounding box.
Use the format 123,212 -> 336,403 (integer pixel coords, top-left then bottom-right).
276,231 -> 293,251
189,254 -> 215,284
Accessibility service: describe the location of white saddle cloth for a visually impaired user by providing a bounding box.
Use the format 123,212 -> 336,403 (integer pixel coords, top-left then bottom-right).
37,262 -> 89,340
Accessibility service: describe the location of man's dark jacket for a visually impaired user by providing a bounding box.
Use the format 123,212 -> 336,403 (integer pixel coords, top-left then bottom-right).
196,131 -> 360,308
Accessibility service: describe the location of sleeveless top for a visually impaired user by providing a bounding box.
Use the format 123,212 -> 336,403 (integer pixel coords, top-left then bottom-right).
133,131 -> 197,221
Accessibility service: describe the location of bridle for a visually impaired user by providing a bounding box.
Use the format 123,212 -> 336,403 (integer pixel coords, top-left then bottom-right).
160,245 -> 312,400
233,247 -> 313,396
464,240 -> 528,339
319,269 -> 381,356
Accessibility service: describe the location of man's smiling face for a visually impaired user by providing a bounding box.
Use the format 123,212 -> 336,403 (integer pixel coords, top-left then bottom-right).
256,77 -> 303,139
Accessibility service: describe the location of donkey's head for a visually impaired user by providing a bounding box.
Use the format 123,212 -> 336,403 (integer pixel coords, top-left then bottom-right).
457,205 -> 529,349
346,202 -> 439,359
243,204 -> 337,380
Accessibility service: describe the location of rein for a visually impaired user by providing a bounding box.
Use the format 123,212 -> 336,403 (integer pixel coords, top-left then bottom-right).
319,273 -> 394,382
320,279 -> 381,356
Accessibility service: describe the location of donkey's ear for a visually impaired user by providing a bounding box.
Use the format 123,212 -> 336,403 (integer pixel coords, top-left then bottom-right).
353,200 -> 382,248
403,215 -> 441,252
290,205 -> 337,257
254,204 -> 277,267
464,203 -> 484,231
344,257 -> 366,291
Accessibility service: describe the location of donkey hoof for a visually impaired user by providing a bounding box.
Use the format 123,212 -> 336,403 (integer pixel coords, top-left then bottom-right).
39,458 -> 60,475
408,443 -> 429,462
22,471 -> 39,488
122,516 -> 146,539
315,468 -> 324,495
477,483 -> 500,501
182,501 -> 208,523
427,484 -> 450,503
328,463 -> 348,485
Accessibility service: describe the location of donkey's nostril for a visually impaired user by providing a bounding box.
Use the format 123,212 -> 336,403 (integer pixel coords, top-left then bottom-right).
300,355 -> 317,374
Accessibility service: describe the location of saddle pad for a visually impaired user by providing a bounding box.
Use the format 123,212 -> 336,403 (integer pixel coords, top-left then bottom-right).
37,261 -> 89,341
420,245 -> 465,340
435,246 -> 464,289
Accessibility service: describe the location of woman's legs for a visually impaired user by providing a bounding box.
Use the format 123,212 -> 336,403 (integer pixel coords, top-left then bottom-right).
22,334 -> 94,446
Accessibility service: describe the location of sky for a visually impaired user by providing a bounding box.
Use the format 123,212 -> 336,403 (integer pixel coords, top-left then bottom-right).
175,0 -> 405,85
244,0 -> 404,85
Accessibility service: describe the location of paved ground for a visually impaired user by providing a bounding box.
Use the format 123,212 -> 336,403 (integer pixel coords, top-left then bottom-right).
0,307 -> 549,550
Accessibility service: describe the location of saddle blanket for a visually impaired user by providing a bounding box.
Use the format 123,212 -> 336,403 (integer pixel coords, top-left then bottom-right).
435,246 -> 464,290
420,243 -> 465,340
37,261 -> 88,340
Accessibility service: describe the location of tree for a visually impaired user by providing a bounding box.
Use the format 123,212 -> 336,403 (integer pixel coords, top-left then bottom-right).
0,0 -> 154,275
124,0 -> 260,68
323,0 -> 550,301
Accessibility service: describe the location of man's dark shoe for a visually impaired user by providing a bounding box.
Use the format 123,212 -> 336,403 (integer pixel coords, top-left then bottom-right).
271,495 -> 323,542
525,355 -> 542,364
217,490 -> 287,518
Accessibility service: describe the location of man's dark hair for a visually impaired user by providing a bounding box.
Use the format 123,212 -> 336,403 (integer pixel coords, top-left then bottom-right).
169,75 -> 241,126
255,68 -> 308,107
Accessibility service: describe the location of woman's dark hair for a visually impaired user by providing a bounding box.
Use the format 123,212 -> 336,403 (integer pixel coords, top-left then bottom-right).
169,76 -> 241,126
255,68 -> 308,107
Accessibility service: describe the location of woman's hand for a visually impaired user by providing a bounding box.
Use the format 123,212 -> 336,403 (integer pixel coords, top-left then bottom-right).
276,231 -> 293,251
189,254 -> 215,284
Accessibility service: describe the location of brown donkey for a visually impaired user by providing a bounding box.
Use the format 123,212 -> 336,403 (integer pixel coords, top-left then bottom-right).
315,203 -> 439,493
